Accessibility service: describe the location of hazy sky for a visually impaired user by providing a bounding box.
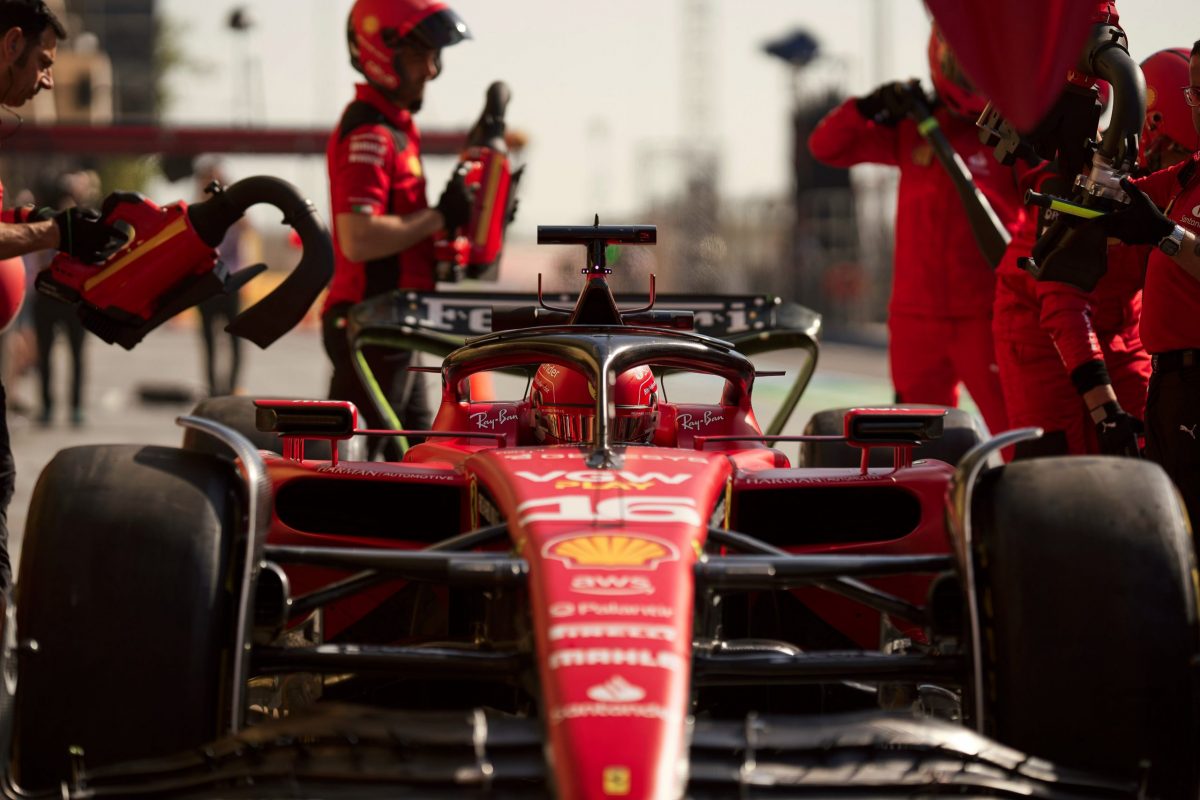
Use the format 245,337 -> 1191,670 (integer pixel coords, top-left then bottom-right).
151,0 -> 1197,237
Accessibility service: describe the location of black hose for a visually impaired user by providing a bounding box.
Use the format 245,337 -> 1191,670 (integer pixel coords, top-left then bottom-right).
189,176 -> 334,348
1081,24 -> 1146,169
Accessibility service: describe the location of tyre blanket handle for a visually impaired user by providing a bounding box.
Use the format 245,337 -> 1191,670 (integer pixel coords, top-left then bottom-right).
35,175 -> 333,351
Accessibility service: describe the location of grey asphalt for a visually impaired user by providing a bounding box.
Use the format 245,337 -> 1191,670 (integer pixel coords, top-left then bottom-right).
6,323 -> 892,572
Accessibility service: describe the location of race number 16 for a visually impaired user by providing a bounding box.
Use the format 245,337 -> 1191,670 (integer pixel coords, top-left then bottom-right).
517,496 -> 701,526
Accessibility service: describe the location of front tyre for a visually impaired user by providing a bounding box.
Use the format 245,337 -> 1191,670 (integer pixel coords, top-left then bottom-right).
969,456 -> 1200,796
12,445 -> 241,789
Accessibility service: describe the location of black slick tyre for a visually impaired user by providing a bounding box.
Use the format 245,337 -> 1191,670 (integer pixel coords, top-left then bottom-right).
12,445 -> 241,788
182,395 -> 367,461
799,404 -> 984,467
970,456 -> 1199,796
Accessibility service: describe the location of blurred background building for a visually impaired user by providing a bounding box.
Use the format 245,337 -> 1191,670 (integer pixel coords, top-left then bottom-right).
0,0 -> 1184,342
0,0 -> 909,342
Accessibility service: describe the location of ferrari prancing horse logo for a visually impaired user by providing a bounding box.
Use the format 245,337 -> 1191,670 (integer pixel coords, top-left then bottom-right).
603,766 -> 631,796
543,533 -> 680,570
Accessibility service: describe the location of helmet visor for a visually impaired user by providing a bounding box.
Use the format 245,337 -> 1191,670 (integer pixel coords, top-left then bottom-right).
535,408 -> 659,445
408,8 -> 471,49
613,409 -> 659,444
538,409 -> 594,444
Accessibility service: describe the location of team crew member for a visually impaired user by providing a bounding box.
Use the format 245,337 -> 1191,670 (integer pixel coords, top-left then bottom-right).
323,0 -> 473,452
1091,40 -> 1200,524
808,27 -> 1018,436
994,178 -> 1151,457
993,50 -> 1197,457
0,0 -> 124,590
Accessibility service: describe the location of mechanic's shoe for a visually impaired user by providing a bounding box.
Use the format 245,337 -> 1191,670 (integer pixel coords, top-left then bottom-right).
70,408 -> 85,428
36,409 -> 51,427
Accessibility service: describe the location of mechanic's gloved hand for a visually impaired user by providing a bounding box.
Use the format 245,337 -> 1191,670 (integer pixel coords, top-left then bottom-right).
1098,178 -> 1174,246
855,81 -> 919,126
1093,401 -> 1143,458
436,165 -> 472,233
50,207 -> 126,264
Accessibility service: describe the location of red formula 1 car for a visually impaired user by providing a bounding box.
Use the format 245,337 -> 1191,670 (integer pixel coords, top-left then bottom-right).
4,224 -> 1197,799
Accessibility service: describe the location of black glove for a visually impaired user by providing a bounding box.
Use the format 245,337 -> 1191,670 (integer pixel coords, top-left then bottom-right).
855,81 -> 919,126
1097,178 -> 1174,246
1093,401 -> 1143,458
436,165 -> 472,233
50,207 -> 126,264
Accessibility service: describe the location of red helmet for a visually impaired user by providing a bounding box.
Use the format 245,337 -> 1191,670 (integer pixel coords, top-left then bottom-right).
347,0 -> 470,93
1139,48 -> 1199,170
531,364 -> 659,445
927,25 -> 986,120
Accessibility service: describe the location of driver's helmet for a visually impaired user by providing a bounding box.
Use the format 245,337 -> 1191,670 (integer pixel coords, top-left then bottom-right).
347,0 -> 470,93
927,25 -> 987,120
1138,48 -> 1199,171
531,364 -> 659,445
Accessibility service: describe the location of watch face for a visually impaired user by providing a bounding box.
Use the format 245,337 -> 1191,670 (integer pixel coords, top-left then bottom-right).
1161,226 -> 1185,257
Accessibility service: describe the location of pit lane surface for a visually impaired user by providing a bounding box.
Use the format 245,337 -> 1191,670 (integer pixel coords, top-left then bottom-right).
6,325 -> 915,568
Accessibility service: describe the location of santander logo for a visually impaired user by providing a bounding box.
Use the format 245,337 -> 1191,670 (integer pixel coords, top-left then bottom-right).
587,675 -> 646,703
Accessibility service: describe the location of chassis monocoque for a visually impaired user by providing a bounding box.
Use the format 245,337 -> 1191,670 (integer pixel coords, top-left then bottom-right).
4,225 -> 1198,799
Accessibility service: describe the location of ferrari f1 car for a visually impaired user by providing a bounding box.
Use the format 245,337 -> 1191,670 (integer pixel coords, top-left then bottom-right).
4,224 -> 1197,799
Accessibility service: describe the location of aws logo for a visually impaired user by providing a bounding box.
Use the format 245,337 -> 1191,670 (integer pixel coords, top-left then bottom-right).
570,574 -> 655,596
542,533 -> 679,570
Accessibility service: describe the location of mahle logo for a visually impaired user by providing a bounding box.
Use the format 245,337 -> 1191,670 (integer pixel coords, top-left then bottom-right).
543,533 -> 679,570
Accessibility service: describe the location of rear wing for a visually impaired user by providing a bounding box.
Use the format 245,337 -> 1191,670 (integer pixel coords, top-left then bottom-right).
346,290 -> 822,436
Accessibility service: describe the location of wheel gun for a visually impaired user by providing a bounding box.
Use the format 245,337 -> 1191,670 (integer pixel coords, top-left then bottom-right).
35,176 -> 333,350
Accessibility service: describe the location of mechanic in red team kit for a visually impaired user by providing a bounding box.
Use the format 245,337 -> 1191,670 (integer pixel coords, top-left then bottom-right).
322,0 -> 473,453
1084,40 -> 1200,525
993,49 -> 1197,458
808,26 -> 1019,437
0,0 -> 123,592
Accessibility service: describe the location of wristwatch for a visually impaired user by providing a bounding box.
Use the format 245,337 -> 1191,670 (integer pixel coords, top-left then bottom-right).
1159,224 -> 1186,257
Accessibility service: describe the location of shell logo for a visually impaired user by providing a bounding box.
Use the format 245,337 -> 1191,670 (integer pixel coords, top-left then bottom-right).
362,15 -> 380,35
542,533 -> 679,570
1147,84 -> 1158,109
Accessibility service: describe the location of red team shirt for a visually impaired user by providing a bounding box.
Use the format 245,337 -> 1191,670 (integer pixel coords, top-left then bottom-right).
1131,153 -> 1200,354
323,83 -> 437,314
807,98 -> 1023,319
